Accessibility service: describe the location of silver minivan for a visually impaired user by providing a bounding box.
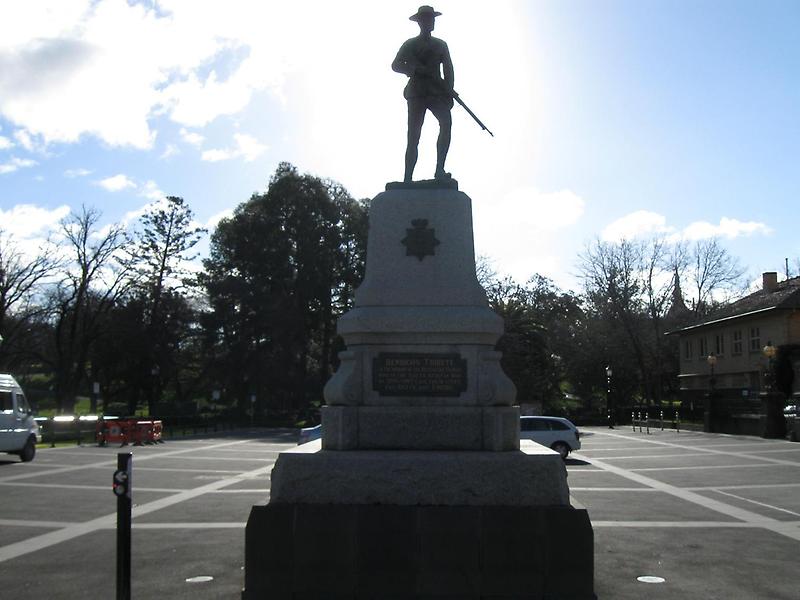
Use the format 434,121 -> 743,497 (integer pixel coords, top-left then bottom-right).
0,374 -> 41,462
520,416 -> 581,459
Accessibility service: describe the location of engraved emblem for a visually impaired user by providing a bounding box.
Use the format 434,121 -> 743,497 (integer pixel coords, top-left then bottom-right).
401,219 -> 440,261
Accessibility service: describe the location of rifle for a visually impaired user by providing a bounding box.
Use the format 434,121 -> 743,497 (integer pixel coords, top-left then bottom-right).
451,89 -> 494,137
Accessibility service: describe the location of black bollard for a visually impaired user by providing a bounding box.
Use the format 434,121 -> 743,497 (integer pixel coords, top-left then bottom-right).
113,452 -> 132,600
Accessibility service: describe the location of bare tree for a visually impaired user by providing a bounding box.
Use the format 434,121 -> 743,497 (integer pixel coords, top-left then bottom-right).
0,230 -> 60,369
686,238 -> 747,315
476,254 -> 499,290
46,207 -> 135,412
579,238 -> 655,401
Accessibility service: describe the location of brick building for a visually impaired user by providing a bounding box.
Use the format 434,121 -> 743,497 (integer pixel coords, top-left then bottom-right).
670,272 -> 800,432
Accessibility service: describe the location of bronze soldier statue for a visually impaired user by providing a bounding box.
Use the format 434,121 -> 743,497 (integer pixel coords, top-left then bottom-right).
392,5 -> 454,183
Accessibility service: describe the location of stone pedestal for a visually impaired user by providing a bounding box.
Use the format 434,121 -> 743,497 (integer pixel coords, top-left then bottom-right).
242,185 -> 596,599
322,188 -> 516,451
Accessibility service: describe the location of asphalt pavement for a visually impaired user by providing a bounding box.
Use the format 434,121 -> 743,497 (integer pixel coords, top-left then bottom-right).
572,426 -> 800,600
0,426 -> 797,599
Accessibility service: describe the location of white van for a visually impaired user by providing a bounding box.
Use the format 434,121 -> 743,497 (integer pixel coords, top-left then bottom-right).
0,374 -> 41,462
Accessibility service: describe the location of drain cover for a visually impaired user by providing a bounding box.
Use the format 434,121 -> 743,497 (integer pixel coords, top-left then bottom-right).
637,576 -> 665,584
186,576 -> 214,583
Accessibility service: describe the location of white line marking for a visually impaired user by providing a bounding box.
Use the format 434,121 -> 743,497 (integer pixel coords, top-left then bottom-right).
0,438 -> 256,483
593,430 -> 798,466
130,454 -> 278,462
711,489 -> 800,518
0,443 -> 270,563
211,489 -> 269,494
591,521 -> 775,528
125,466 -> 248,474
582,452 -> 721,460
572,451 -> 800,542
580,446 -> 680,452
209,447 -> 290,454
569,487 -> 658,492
563,468 -> 604,472
742,448 -> 800,454
0,481 -> 187,493
630,463 -> 791,472
0,519 -> 73,529
685,483 -> 800,491
687,441 -> 795,448
2,462 -> 79,469
48,451 -> 279,461
125,522 -> 247,529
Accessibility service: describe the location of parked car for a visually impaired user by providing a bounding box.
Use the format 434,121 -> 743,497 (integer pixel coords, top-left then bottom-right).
0,374 -> 41,462
298,424 -> 322,445
520,416 -> 581,459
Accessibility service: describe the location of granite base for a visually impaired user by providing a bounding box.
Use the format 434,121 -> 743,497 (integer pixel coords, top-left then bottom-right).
241,503 -> 596,599
269,440 -> 568,506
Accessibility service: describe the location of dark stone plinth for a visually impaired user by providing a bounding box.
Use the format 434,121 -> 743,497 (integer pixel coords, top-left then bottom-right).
242,503 -> 596,599
386,178 -> 459,191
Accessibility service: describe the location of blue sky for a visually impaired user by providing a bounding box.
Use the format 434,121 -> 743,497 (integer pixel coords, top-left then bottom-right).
1,0 -> 798,292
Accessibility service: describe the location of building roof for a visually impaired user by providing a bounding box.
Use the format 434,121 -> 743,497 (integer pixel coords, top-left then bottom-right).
670,276 -> 800,334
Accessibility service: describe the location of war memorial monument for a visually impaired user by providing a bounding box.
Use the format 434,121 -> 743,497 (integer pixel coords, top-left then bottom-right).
242,6 -> 596,598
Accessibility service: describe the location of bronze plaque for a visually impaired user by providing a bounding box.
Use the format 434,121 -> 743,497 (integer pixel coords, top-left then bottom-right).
373,353 -> 467,397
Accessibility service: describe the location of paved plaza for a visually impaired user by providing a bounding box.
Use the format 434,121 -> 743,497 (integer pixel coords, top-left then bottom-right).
0,427 -> 798,598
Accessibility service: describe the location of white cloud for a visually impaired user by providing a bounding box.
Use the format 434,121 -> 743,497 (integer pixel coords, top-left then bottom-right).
202,132 -> 266,163
205,208 -> 234,230
160,143 -> 179,159
13,129 -> 36,152
0,204 -> 70,238
602,210 -> 673,241
602,211 -> 771,242
491,187 -> 585,231
200,148 -> 233,162
681,217 -> 772,240
139,180 -> 165,201
96,173 -> 136,192
472,187 -> 585,288
0,136 -> 13,149
0,156 -> 37,174
233,133 -> 267,162
64,167 -> 92,178
179,128 -> 204,146
0,1 -> 303,149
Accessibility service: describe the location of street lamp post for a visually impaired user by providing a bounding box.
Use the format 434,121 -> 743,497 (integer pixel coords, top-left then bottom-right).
761,341 -> 785,439
707,353 -> 717,393
762,342 -> 776,392
606,366 -> 613,429
705,353 -> 717,433
151,365 -> 160,414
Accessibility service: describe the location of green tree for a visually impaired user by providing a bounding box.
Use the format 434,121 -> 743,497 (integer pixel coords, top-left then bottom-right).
486,274 -> 583,414
127,196 -> 206,414
199,163 -> 368,416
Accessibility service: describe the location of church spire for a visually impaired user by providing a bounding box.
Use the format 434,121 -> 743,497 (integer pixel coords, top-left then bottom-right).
667,268 -> 691,321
